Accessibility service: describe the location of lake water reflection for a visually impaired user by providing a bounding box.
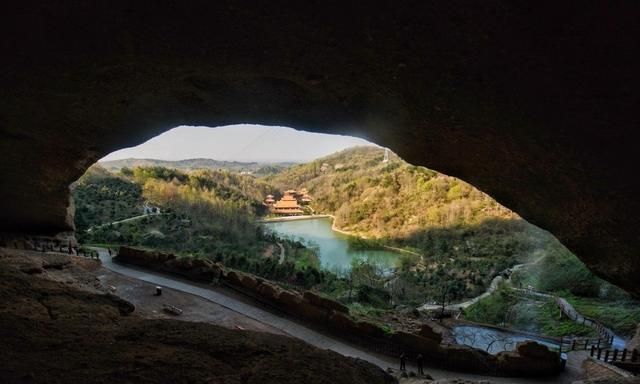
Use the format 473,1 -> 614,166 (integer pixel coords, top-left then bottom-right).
263,217 -> 399,273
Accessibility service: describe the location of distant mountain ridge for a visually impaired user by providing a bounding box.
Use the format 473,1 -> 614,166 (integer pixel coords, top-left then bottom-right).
100,158 -> 296,174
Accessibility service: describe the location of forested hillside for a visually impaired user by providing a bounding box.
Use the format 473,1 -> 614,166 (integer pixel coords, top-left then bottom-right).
265,146 -> 514,238
263,146 -> 640,333
72,165 -> 144,231
73,165 -> 329,290
73,165 -> 277,257
264,147 -> 567,302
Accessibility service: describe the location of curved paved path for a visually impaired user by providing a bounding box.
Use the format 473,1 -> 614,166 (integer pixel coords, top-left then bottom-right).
418,257 -> 545,312
88,213 -> 164,232
95,248 -> 581,383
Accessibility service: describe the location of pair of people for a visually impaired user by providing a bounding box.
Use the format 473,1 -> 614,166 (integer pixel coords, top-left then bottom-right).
399,352 -> 424,374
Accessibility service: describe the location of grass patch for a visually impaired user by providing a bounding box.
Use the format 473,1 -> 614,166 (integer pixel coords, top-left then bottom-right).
464,285 -> 597,337
563,294 -> 640,336
511,300 -> 596,337
464,284 -> 518,325
347,303 -> 394,334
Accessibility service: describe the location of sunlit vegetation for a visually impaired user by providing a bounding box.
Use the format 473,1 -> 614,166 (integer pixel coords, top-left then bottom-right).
265,146 -> 514,236
463,284 -> 597,338
564,295 -> 640,336
265,147 -> 556,303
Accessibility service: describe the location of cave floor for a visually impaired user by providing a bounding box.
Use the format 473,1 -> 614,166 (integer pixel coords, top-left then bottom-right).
97,267 -> 285,335
0,247 -> 397,384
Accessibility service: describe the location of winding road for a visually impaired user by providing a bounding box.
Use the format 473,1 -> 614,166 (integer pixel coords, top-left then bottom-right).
95,248 -> 582,383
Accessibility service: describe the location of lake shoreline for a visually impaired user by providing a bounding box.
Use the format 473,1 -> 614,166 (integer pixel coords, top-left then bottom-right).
259,214 -> 423,257
256,214 -> 333,223
258,214 -> 366,237
261,215 -> 401,271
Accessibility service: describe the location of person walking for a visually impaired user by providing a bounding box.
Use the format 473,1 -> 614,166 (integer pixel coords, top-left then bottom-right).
400,352 -> 406,371
416,353 -> 424,375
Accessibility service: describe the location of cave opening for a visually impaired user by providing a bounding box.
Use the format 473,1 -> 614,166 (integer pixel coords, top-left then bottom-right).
70,123 -> 639,355
2,2 -> 639,382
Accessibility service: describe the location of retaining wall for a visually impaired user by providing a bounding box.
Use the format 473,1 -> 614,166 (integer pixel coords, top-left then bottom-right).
116,246 -> 562,377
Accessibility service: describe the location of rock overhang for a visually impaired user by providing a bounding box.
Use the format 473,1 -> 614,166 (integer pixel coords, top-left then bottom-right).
1,1 -> 639,295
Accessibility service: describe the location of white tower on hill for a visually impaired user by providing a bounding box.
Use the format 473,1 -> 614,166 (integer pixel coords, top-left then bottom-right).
382,147 -> 389,163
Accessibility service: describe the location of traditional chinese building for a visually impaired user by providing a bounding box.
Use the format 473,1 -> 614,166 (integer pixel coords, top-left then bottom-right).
271,192 -> 304,215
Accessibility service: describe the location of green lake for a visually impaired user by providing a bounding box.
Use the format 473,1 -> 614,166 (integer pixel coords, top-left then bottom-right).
262,217 -> 399,272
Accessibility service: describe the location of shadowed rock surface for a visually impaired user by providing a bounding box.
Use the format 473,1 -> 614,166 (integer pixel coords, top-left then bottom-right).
0,248 -> 395,384
1,2 -> 638,295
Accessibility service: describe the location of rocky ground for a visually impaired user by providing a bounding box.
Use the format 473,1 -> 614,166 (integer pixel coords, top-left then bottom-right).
0,248 -> 394,384
97,269 -> 285,335
2,247 -> 636,384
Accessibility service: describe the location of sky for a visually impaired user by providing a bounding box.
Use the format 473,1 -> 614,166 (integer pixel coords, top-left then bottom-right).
100,125 -> 376,163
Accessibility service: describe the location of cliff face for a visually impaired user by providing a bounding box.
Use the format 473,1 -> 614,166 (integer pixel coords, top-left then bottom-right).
1,2 -> 639,296
0,248 -> 394,383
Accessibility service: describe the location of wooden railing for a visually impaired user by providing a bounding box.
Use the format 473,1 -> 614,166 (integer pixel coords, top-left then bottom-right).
589,346 -> 640,374
513,288 -> 617,348
559,336 -> 612,353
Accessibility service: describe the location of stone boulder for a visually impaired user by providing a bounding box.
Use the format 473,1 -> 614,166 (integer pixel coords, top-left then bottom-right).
117,246 -> 176,266
303,291 -> 349,313
225,270 -> 244,287
496,342 -> 560,376
516,341 -> 557,360
328,310 -> 358,333
418,323 -> 443,343
191,260 -> 224,281
355,321 -> 386,338
278,290 -> 303,311
164,257 -> 220,282
390,331 -> 440,357
439,344 -> 496,372
296,299 -> 330,322
256,282 -> 280,301
240,274 -> 260,290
